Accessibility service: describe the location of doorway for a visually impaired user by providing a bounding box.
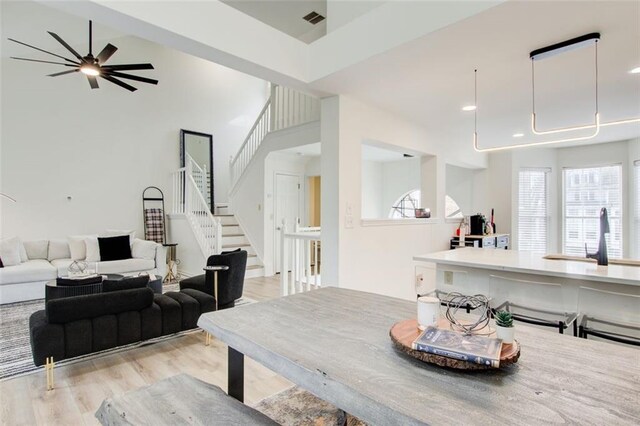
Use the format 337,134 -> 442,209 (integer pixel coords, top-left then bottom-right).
307,176 -> 321,227
274,173 -> 301,273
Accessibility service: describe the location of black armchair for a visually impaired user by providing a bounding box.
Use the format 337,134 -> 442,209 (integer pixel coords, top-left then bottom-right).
179,249 -> 247,309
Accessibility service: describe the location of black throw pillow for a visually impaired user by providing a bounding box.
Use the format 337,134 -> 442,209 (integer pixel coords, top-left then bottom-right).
57,275 -> 103,287
102,276 -> 150,293
98,235 -> 132,261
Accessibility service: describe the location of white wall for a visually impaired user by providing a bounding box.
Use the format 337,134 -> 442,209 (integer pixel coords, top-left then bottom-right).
322,96 -> 474,300
381,158 -> 421,214
361,160 -> 383,218
326,0 -> 386,33
0,1 -> 268,240
361,157 -> 422,219
446,164 -> 479,216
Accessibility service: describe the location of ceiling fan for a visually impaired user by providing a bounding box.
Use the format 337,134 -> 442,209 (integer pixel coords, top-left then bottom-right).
8,20 -> 158,92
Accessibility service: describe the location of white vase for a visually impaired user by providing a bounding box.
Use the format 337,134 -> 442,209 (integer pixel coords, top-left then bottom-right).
495,325 -> 515,344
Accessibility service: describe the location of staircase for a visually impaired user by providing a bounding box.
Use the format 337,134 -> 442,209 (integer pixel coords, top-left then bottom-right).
229,84 -> 321,192
215,210 -> 264,278
171,84 -> 319,279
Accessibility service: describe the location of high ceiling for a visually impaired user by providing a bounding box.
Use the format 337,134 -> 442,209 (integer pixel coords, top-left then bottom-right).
221,0 -> 327,43
311,0 -> 640,150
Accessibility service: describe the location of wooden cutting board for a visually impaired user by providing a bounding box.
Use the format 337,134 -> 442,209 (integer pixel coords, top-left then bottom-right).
389,318 -> 520,370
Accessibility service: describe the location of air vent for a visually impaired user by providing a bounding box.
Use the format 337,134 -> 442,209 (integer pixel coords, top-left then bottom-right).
303,11 -> 326,25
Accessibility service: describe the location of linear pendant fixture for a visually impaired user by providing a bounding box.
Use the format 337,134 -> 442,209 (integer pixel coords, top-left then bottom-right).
530,33 -> 600,135
473,32 -> 640,153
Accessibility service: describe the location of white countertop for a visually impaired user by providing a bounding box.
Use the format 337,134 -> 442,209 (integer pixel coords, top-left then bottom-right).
414,248 -> 640,286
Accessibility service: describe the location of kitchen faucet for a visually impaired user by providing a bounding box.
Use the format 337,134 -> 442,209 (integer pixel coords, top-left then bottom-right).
585,207 -> 609,266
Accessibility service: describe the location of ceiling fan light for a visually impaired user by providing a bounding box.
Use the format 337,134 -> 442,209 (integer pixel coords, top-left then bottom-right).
80,64 -> 100,76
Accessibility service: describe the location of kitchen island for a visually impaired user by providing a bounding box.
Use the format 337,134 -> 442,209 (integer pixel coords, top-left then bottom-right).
414,248 -> 640,315
414,248 -> 640,287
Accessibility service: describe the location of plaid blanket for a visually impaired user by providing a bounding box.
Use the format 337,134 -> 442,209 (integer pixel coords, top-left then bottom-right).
144,208 -> 165,243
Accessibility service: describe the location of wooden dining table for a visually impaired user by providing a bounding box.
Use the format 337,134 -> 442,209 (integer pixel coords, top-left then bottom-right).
197,287 -> 640,425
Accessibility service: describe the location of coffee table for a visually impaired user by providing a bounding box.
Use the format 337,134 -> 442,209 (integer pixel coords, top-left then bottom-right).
198,287 -> 640,425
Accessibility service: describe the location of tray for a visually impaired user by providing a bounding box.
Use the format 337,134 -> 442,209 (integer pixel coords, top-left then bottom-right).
389,318 -> 520,370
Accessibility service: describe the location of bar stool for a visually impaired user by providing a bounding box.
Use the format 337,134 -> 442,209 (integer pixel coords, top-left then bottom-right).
577,286 -> 640,346
489,275 -> 578,336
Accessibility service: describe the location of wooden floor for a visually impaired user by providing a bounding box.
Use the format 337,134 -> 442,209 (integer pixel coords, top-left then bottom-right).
0,275 -> 292,426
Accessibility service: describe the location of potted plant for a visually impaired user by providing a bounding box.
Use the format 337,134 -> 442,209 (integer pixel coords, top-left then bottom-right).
494,310 -> 515,344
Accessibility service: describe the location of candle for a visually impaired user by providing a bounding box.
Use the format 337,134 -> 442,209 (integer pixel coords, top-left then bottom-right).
417,296 -> 440,330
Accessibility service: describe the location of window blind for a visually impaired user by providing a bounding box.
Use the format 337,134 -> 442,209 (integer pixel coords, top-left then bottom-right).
563,165 -> 622,259
518,168 -> 549,254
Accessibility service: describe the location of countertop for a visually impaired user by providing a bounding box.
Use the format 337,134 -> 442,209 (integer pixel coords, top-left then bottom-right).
414,248 -> 640,286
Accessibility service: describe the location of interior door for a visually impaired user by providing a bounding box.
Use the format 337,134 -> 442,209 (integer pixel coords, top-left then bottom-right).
274,173 -> 300,273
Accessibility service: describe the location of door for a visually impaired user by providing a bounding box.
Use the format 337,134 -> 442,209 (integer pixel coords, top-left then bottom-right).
274,173 -> 301,273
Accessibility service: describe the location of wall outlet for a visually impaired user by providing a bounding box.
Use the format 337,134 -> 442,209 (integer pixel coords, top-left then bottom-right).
443,271 -> 454,285
345,216 -> 354,229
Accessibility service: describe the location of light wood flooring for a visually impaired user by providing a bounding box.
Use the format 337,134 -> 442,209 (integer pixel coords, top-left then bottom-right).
0,275 -> 292,425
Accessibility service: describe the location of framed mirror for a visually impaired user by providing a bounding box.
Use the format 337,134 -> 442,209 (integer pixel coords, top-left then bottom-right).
180,129 -> 214,212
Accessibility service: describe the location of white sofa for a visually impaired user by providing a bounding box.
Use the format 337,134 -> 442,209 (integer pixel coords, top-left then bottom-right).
0,239 -> 167,304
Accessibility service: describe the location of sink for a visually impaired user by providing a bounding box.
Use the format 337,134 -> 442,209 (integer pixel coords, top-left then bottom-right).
543,254 -> 640,267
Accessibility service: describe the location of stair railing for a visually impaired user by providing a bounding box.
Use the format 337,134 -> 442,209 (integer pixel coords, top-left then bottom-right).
280,219 -> 321,296
185,153 -> 209,204
172,167 -> 222,257
229,84 -> 321,192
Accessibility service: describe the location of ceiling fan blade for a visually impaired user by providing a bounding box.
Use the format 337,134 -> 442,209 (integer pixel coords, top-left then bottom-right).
10,57 -> 78,67
47,31 -> 84,61
96,43 -> 118,64
104,70 -> 158,85
100,74 -> 137,92
101,63 -> 154,71
48,69 -> 79,77
8,38 -> 79,64
87,75 -> 99,89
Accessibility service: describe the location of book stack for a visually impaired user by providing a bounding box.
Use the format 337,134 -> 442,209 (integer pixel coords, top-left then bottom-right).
412,327 -> 503,368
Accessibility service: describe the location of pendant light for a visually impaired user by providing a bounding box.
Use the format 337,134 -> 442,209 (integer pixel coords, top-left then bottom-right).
473,33 -> 640,152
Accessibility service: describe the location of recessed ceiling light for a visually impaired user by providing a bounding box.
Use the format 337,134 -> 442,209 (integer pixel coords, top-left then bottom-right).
462,105 -> 476,111
512,133 -> 524,138
630,67 -> 640,74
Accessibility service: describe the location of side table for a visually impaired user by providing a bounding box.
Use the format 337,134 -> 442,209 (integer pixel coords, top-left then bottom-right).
203,265 -> 229,346
203,266 -> 230,310
163,243 -> 180,283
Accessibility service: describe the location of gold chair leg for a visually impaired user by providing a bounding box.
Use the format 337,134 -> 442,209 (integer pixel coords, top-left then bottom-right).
45,357 -> 55,391
205,333 -> 212,346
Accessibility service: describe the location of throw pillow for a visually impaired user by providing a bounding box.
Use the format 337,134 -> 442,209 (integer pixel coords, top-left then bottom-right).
0,257 -> 3,268
85,236 -> 101,262
48,239 -> 71,261
131,238 -> 157,260
17,238 -> 28,262
104,229 -> 136,244
98,235 -> 132,261
23,240 -> 49,260
102,276 -> 149,292
0,237 -> 23,266
68,235 -> 94,260
56,275 -> 103,287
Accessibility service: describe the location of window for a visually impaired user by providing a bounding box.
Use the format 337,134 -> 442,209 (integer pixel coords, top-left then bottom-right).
389,189 -> 420,218
635,160 -> 640,256
563,165 -> 622,259
518,168 -> 550,254
445,195 -> 464,219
